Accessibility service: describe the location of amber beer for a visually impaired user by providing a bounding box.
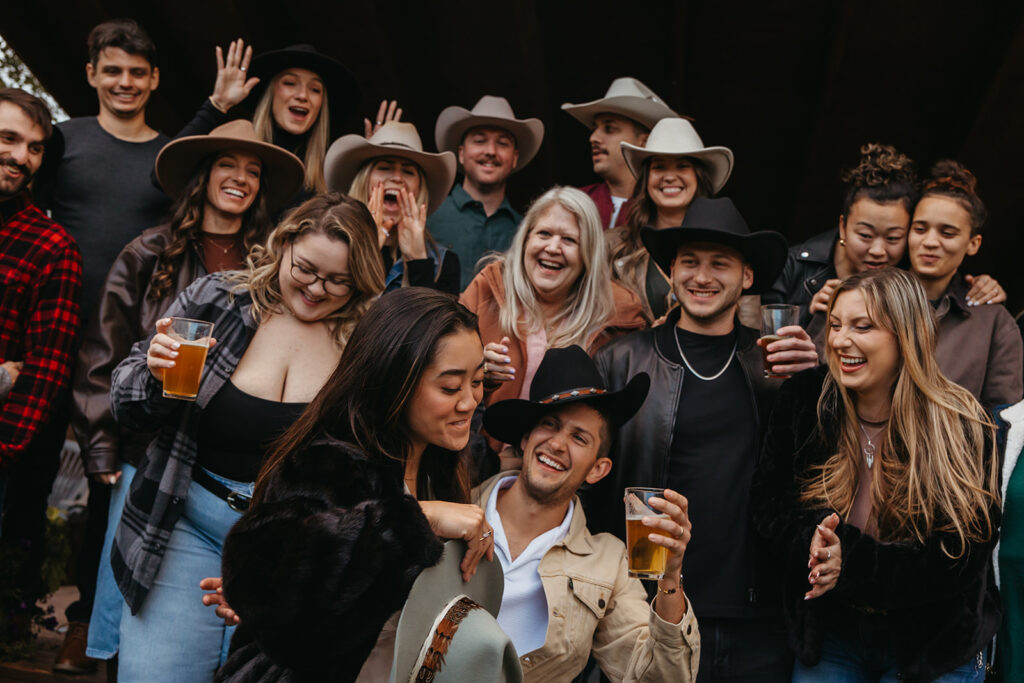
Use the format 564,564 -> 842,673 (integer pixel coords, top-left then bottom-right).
759,334 -> 788,378
759,304 -> 800,379
162,317 -> 214,400
626,517 -> 671,578
624,486 -> 671,579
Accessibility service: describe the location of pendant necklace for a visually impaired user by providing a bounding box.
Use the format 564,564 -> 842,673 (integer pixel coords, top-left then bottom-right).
674,328 -> 737,381
857,418 -> 887,469
202,232 -> 240,255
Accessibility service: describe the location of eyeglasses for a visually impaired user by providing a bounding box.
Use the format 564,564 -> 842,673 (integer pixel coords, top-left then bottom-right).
289,252 -> 354,297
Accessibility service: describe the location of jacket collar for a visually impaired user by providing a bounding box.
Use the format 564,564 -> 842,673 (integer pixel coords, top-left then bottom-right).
450,183 -> 515,216
792,229 -> 837,264
473,472 -> 595,556
933,273 -> 971,318
0,192 -> 32,224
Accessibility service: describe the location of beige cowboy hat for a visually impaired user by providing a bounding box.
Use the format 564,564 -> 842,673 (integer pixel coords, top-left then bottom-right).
434,95 -> 545,171
561,76 -> 683,130
621,117 -> 734,193
155,119 -> 305,212
324,121 -> 456,214
390,541 -> 521,683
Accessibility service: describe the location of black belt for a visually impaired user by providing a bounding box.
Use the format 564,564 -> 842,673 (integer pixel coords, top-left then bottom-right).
193,467 -> 252,512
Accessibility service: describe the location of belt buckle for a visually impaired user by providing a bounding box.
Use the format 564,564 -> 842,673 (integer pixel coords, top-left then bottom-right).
226,491 -> 251,512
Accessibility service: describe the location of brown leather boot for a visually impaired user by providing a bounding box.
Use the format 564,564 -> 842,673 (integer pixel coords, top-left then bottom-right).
53,621 -> 99,674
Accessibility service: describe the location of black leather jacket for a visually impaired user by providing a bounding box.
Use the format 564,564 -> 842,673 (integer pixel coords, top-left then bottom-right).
763,229 -> 837,326
584,308 -> 788,610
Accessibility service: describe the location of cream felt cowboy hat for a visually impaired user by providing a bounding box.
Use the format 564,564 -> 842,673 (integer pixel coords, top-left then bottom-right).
390,541 -> 521,683
324,121 -> 456,214
155,119 -> 305,212
621,117 -> 734,193
561,77 -> 683,130
434,95 -> 545,171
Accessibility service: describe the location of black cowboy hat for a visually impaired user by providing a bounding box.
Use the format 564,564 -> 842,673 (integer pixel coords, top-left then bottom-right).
641,197 -> 788,294
483,346 -> 649,446
248,44 -> 360,135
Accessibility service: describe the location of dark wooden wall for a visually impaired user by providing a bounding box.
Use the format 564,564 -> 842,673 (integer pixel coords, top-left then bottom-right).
5,0 -> 1024,310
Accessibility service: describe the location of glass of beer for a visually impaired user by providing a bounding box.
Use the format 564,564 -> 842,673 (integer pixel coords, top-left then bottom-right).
162,317 -> 214,400
760,304 -> 800,378
624,487 -> 672,579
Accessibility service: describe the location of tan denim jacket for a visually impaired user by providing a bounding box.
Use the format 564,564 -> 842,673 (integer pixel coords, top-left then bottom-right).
474,474 -> 700,682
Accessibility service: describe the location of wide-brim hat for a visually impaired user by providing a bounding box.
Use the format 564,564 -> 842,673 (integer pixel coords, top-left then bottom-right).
390,541 -> 521,683
621,118 -> 734,193
324,121 -> 457,214
484,346 -> 650,446
641,197 -> 787,294
434,95 -> 545,171
561,77 -> 683,130
248,44 -> 360,135
154,119 -> 305,212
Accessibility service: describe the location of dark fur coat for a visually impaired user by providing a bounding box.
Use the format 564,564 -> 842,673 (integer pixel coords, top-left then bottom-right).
216,438 -> 444,682
750,366 -> 1001,683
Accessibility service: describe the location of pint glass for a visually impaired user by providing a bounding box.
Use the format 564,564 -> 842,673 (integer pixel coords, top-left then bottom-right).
162,317 -> 214,400
624,487 -> 671,579
760,304 -> 800,378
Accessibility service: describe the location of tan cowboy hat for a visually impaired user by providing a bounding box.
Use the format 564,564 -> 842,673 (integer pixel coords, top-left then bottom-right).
561,77 -> 683,130
390,541 -> 521,683
434,95 -> 545,171
324,121 -> 457,214
155,119 -> 305,212
621,117 -> 734,193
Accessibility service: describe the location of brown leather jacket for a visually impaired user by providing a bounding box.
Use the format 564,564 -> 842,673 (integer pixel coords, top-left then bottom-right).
71,224 -> 207,474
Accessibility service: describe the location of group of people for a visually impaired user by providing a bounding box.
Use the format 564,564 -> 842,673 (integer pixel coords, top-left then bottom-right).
0,16 -> 1021,683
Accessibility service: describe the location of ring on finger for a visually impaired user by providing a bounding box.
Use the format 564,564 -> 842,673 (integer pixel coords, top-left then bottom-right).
480,530 -> 493,542
826,549 -> 831,560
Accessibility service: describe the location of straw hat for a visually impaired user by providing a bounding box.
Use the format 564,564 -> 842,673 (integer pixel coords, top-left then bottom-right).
621,118 -> 734,193
154,119 -> 305,211
324,122 -> 457,214
641,197 -> 788,294
434,95 -> 545,171
248,43 -> 360,131
389,541 -> 521,683
561,77 -> 682,130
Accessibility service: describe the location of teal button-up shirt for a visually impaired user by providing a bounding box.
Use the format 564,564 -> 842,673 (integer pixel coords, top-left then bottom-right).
427,184 -> 522,290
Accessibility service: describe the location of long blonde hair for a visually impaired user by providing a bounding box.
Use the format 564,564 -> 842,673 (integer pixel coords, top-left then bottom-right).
802,267 -> 999,558
253,72 -> 330,194
498,186 -> 615,349
233,193 -> 385,347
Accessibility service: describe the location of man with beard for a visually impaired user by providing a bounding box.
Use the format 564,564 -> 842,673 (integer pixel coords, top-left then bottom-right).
561,78 -> 679,229
586,198 -> 819,682
477,345 -> 699,681
0,88 -> 82,644
429,96 -> 543,289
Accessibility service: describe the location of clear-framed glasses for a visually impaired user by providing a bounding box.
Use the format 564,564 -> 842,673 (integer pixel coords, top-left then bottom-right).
289,251 -> 354,297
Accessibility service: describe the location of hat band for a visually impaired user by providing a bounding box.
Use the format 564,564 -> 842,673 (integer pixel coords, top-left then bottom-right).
539,387 -> 608,404
380,141 -> 418,151
414,596 -> 482,681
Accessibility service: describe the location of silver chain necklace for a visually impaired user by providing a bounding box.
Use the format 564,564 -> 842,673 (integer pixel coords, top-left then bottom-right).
857,421 -> 886,469
674,328 -> 737,381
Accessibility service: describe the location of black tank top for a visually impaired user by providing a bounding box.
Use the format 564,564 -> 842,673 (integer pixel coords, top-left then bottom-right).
196,380 -> 307,482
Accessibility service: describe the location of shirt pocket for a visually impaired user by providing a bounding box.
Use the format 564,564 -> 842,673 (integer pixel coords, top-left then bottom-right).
566,575 -> 612,638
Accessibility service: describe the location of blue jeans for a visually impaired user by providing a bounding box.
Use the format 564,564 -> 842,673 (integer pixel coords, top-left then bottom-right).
696,616 -> 794,682
791,632 -> 986,682
116,470 -> 252,683
85,463 -> 135,659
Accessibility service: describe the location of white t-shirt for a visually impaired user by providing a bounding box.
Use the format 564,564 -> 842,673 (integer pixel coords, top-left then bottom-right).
609,195 -> 628,228
485,475 -> 574,656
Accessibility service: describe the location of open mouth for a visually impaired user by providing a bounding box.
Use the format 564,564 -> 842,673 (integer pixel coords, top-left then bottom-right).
687,288 -> 718,299
383,189 -> 400,208
537,453 -> 567,472
659,186 -> 684,196
223,188 -> 246,200
839,355 -> 866,371
299,289 -> 325,306
288,106 -> 309,119
537,259 -> 564,273
863,261 -> 888,269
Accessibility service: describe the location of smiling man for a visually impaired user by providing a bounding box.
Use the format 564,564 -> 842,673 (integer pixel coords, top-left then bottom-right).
562,78 -> 680,229
478,345 -> 698,682
586,198 -> 819,682
430,96 -> 544,289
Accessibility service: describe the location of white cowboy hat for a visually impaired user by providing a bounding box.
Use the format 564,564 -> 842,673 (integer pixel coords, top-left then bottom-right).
561,77 -> 683,130
621,118 -> 734,193
324,121 -> 457,214
434,95 -> 545,171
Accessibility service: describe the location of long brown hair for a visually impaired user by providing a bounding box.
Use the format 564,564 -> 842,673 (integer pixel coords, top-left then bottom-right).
802,268 -> 999,557
254,288 -> 478,504
233,192 -> 385,346
149,154 -> 273,301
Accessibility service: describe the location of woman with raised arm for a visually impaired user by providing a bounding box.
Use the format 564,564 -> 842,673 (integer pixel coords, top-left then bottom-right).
752,267 -> 1001,682
108,193 -> 384,681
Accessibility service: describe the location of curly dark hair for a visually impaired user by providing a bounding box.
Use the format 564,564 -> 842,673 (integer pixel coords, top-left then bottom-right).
919,160 -> 987,235
840,143 -> 920,218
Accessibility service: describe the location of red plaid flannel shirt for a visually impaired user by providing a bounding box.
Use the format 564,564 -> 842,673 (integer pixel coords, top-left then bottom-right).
0,193 -> 82,468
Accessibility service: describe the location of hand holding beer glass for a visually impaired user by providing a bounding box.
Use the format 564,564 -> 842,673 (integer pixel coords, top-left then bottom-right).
759,304 -> 804,379
147,317 -> 216,400
624,487 -> 691,580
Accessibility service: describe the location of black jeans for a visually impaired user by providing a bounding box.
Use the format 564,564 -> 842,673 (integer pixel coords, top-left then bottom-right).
696,616 -> 794,682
